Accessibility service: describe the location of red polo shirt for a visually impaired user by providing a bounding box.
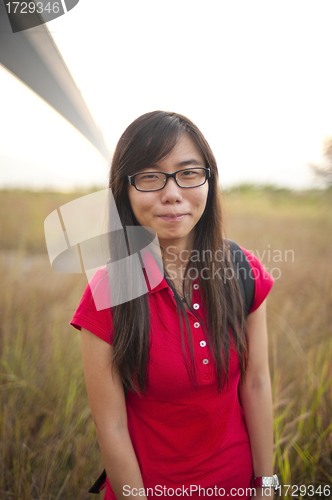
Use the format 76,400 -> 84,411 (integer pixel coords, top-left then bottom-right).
70,247 -> 274,500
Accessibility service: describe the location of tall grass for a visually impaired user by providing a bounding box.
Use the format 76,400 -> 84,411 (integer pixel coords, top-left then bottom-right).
223,186 -> 332,493
0,251 -> 102,499
0,187 -> 331,499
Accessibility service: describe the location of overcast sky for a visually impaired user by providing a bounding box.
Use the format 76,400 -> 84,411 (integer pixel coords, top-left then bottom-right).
1,0 -> 332,190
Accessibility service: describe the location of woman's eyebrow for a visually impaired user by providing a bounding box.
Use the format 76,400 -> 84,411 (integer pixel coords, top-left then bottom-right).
176,159 -> 204,168
145,158 -> 204,171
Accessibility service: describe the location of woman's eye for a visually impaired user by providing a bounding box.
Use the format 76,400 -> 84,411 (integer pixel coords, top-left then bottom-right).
140,174 -> 158,180
181,170 -> 197,176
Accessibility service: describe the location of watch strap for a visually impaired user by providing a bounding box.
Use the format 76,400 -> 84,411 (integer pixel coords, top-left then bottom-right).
252,474 -> 279,491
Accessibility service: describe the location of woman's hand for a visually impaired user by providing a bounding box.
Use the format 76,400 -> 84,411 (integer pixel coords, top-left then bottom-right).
251,487 -> 275,499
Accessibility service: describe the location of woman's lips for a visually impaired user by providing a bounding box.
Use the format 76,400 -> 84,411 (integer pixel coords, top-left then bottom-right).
157,213 -> 188,221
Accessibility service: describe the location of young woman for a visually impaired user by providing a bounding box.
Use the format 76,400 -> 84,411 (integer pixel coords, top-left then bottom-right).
70,111 -> 277,500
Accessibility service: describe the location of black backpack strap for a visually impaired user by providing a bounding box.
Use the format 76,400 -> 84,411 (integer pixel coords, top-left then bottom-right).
227,239 -> 255,317
88,469 -> 107,494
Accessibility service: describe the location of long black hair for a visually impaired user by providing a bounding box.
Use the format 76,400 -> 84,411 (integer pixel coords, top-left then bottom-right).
109,111 -> 248,394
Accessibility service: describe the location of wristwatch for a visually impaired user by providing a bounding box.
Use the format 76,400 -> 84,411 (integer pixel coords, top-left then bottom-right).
252,474 -> 279,491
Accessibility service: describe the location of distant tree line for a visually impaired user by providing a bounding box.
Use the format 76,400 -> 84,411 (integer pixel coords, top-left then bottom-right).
310,136 -> 332,186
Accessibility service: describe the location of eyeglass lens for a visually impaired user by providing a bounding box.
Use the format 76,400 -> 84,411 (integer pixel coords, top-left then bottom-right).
135,168 -> 207,191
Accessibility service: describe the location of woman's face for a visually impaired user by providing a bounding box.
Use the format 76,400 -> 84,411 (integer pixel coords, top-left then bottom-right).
127,133 -> 209,251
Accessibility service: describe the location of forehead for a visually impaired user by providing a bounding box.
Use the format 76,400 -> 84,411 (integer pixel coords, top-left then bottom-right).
164,133 -> 203,159
147,133 -> 205,171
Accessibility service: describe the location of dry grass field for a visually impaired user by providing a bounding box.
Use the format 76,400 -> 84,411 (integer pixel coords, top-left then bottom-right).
0,186 -> 331,499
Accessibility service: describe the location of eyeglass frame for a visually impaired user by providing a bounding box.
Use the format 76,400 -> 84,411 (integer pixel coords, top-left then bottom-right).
127,167 -> 211,192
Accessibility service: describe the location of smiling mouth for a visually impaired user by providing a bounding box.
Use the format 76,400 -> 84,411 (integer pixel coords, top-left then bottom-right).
157,213 -> 188,220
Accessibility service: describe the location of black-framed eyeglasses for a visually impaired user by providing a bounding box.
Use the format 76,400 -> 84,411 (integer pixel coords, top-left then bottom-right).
127,167 -> 211,192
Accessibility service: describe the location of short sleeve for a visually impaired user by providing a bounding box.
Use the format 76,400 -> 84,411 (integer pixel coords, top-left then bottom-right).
70,268 -> 113,345
240,246 -> 275,314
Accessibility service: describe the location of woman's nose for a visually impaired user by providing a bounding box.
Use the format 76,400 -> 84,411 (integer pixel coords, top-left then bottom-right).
160,177 -> 183,203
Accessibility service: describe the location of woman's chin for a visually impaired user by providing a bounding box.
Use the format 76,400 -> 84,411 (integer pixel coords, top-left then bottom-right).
157,229 -> 194,248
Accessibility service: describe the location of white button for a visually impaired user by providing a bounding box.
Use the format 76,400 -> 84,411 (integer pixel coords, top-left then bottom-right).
200,341 -> 206,347
193,303 -> 200,310
194,322 -> 200,328
202,359 -> 209,364
193,284 -> 199,290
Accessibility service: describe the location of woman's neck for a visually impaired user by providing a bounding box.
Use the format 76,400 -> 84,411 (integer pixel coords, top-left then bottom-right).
160,237 -> 194,303
161,236 -> 193,271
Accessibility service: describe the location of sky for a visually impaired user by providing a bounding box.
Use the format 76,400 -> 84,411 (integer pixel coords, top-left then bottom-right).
1,0 -> 332,190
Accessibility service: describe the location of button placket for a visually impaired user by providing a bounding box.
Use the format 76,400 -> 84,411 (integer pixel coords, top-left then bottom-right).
191,283 -> 212,381
192,283 -> 203,322
194,324 -> 210,371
